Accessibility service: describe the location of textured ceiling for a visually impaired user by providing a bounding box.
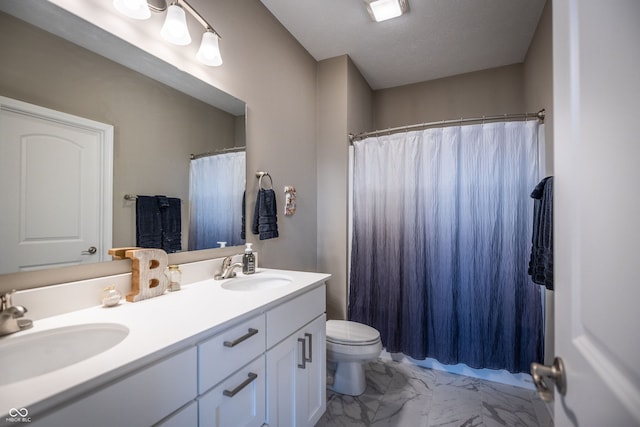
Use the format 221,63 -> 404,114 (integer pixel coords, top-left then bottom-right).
260,0 -> 547,89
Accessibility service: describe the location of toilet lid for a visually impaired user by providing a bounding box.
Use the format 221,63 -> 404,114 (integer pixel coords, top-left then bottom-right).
326,320 -> 380,345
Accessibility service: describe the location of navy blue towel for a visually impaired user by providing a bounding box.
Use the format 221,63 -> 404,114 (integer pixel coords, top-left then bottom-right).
528,177 -> 553,290
252,189 -> 279,240
241,191 -> 246,240
136,196 -> 162,249
158,196 -> 182,253
136,195 -> 182,252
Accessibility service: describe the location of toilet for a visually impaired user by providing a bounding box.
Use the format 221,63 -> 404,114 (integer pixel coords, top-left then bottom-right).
326,320 -> 382,396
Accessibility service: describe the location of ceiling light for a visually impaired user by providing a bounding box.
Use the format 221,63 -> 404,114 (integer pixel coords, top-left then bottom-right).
365,0 -> 409,22
113,0 -> 151,20
113,0 -> 224,66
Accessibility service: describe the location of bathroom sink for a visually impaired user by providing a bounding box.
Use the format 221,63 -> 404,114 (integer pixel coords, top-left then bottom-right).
221,273 -> 293,291
0,323 -> 129,385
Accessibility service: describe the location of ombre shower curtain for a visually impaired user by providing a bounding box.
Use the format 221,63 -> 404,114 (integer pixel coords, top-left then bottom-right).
348,121 -> 543,373
188,151 -> 245,250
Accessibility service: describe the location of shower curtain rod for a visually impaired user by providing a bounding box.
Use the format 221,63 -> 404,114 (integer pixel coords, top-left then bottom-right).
190,146 -> 246,160
349,109 -> 545,143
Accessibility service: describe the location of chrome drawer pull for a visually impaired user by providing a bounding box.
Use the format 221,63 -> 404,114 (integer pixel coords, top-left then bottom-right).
223,328 -> 258,347
298,337 -> 307,369
304,333 -> 313,363
223,372 -> 258,397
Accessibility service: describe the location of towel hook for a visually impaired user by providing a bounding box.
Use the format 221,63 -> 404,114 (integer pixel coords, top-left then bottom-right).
256,171 -> 273,190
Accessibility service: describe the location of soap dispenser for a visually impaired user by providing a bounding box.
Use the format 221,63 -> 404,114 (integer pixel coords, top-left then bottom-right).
242,243 -> 256,274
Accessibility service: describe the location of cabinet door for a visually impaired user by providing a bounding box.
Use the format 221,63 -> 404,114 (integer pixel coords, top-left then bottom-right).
296,314 -> 326,427
266,332 -> 299,427
198,356 -> 266,427
266,314 -> 326,427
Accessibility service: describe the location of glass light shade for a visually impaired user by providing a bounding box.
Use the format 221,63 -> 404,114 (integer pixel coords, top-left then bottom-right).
113,0 -> 151,20
196,31 -> 223,66
368,0 -> 404,22
160,4 -> 192,45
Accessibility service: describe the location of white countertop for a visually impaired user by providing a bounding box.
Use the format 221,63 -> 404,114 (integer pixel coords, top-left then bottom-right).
0,268 -> 330,418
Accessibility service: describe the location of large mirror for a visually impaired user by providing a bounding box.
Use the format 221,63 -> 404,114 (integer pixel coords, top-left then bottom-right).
0,1 -> 246,277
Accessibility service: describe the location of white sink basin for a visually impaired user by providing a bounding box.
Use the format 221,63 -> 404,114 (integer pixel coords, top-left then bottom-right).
0,323 -> 129,385
221,273 -> 293,291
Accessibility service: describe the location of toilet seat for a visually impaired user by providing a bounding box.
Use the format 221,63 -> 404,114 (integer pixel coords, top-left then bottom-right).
326,320 -> 380,346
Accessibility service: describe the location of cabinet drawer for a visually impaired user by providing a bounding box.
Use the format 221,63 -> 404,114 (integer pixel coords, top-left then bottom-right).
33,347 -> 197,427
198,355 -> 266,427
266,284 -> 325,348
199,314 -> 266,393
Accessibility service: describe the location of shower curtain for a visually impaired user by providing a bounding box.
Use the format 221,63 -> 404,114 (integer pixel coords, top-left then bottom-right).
188,151 -> 245,250
348,121 -> 543,373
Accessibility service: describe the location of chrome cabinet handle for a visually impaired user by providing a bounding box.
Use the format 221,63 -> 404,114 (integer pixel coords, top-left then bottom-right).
223,372 -> 258,397
530,357 -> 567,402
304,333 -> 313,363
224,328 -> 258,347
298,337 -> 307,369
81,246 -> 97,255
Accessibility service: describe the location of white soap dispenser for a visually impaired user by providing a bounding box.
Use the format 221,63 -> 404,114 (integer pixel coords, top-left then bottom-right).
242,243 -> 256,274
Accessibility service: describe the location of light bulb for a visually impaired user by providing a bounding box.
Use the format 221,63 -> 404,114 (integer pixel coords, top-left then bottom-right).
196,31 -> 223,66
113,0 -> 151,20
160,4 -> 192,45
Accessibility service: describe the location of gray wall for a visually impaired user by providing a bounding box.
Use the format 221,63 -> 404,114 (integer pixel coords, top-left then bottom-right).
317,56 -> 373,320
372,63 -> 525,129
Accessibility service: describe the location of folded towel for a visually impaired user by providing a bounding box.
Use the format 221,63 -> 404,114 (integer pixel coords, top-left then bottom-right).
158,196 -> 182,253
252,189 -> 279,240
136,196 -> 162,249
528,177 -> 554,290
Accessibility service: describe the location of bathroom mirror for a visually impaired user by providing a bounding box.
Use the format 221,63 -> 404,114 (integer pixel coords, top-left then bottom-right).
0,2 -> 246,277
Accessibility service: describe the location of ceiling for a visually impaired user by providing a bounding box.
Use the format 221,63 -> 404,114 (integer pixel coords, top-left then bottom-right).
259,0 -> 547,90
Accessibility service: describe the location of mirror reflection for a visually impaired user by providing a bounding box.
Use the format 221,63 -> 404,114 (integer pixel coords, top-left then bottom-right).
0,6 -> 246,275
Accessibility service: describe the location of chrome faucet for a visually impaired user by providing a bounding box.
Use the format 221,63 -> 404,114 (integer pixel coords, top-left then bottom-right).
214,256 -> 244,280
0,290 -> 33,337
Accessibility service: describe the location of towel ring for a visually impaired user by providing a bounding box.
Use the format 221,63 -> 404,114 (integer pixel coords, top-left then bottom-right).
256,171 -> 273,190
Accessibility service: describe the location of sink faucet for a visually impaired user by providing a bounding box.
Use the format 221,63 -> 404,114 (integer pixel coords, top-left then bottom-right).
214,256 -> 243,280
0,290 -> 33,336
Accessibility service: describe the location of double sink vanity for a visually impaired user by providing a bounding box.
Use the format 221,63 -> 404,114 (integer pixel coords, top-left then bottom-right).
0,257 -> 330,427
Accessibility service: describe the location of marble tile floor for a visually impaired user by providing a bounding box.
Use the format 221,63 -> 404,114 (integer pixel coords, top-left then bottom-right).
315,358 -> 553,427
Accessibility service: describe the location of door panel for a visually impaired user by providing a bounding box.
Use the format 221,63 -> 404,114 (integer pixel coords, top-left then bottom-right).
0,97 -> 113,273
553,0 -> 640,425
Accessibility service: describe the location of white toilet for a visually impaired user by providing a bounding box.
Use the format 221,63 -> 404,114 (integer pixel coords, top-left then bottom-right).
326,320 -> 382,396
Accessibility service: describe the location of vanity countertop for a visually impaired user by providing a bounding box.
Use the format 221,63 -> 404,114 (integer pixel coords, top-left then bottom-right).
0,268 -> 330,417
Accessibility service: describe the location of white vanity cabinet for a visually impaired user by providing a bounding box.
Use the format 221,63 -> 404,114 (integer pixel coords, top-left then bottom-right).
265,285 -> 326,427
14,273 -> 328,427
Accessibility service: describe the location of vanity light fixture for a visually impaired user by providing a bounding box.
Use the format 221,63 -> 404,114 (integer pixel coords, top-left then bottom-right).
112,0 -> 223,66
364,0 -> 409,22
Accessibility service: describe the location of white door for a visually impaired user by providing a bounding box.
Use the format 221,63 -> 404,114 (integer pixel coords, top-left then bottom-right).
0,97 -> 113,274
553,1 -> 640,426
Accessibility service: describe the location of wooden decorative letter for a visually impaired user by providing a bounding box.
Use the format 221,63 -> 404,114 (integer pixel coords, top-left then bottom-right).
125,248 -> 169,302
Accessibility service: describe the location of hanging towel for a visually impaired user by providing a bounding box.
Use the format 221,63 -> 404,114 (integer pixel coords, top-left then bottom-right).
136,196 -> 162,249
528,176 -> 554,290
241,191 -> 246,240
252,188 -> 279,240
157,196 -> 182,253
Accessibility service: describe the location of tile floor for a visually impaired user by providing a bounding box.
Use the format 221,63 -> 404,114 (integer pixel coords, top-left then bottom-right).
315,358 -> 553,427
